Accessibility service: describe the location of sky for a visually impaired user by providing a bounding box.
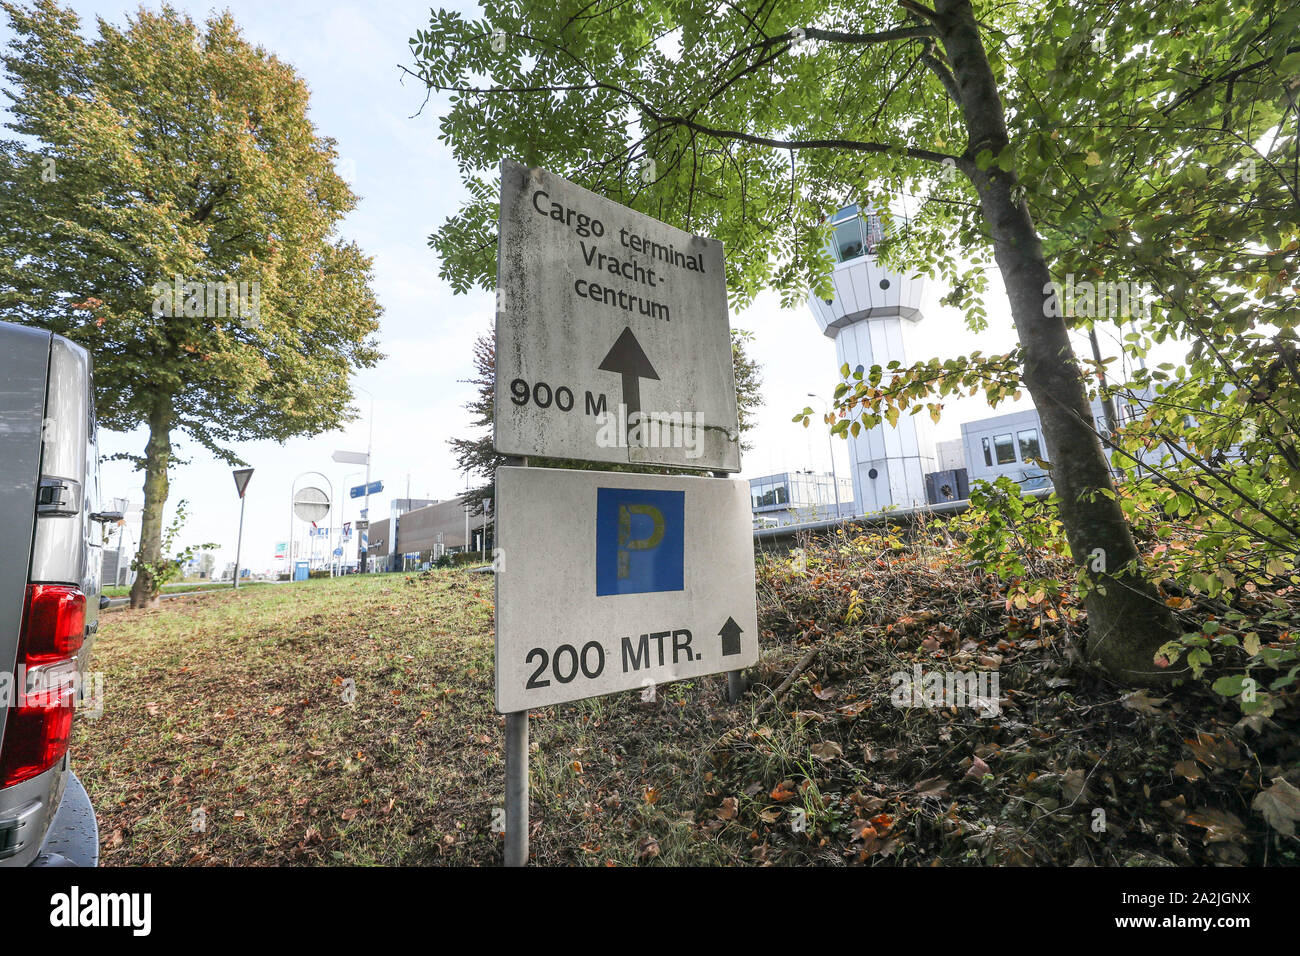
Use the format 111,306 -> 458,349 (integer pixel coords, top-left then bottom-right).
3,1 -> 1150,575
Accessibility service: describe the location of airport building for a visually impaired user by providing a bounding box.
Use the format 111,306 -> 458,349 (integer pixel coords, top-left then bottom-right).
794,202 -> 1152,523
750,470 -> 855,528
366,495 -> 491,571
807,204 -> 937,514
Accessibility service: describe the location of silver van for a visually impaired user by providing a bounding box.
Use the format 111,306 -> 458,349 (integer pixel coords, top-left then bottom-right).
0,320 -> 107,866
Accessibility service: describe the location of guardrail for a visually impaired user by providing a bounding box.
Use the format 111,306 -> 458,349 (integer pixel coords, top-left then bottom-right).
753,485 -> 1054,548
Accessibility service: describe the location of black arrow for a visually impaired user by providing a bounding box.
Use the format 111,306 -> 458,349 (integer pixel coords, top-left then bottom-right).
598,327 -> 659,427
719,616 -> 743,657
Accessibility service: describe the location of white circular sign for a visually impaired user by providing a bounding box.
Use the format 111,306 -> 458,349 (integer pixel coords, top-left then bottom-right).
293,486 -> 330,522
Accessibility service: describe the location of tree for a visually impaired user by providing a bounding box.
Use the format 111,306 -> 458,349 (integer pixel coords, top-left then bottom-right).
0,1 -> 382,607
409,0 -> 1293,682
451,328 -> 763,516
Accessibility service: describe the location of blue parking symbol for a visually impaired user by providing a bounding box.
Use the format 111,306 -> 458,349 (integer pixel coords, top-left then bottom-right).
595,488 -> 685,596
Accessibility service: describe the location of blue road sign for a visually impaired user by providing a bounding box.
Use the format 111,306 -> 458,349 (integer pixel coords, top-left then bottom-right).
350,480 -> 383,499
333,548 -> 343,556
595,487 -> 684,596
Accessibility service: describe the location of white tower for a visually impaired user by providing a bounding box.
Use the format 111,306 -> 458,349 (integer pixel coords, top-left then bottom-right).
807,205 -> 937,515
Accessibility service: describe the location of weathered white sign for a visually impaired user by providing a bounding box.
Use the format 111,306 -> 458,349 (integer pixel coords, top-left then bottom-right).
495,160 -> 741,472
494,466 -> 759,712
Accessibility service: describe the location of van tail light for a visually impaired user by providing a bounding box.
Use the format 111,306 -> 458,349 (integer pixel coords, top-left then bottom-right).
0,585 -> 85,787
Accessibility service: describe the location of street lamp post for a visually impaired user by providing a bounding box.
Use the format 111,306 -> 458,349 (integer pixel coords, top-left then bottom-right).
808,393 -> 843,520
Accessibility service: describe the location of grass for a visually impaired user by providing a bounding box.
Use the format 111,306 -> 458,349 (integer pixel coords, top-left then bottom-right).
78,571 -> 502,864
101,581 -> 272,598
79,568 -> 753,865
76,534 -> 1300,866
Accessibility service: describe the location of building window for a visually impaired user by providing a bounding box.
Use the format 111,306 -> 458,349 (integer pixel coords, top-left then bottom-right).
832,211 -> 864,262
752,479 -> 790,509
994,433 -> 1016,464
1017,428 -> 1041,462
982,437 -> 992,467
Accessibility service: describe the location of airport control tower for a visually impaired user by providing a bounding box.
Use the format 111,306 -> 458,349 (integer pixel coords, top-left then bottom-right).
807,205 -> 937,515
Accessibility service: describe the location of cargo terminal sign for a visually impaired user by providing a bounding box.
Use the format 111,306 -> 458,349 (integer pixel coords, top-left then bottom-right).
495,160 -> 741,472
494,467 -> 759,712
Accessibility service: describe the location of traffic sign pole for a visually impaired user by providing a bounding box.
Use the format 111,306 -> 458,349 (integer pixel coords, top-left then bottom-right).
231,468 -> 254,590
491,165 -> 757,865
504,709 -> 528,866
500,455 -> 530,867
233,495 -> 246,591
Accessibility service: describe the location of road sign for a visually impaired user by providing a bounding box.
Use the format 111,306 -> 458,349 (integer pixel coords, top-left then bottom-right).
332,450 -> 369,465
494,466 -> 758,712
231,468 -> 254,591
495,160 -> 741,472
350,480 -> 383,499
292,486 -> 329,522
354,520 -> 369,531
232,468 -> 254,498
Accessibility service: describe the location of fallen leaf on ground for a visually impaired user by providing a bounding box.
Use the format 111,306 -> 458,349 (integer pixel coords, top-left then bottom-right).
1121,689 -> 1166,716
770,780 -> 798,803
1253,777 -> 1300,837
1185,808 -> 1247,844
912,777 -> 950,798
810,741 -> 842,761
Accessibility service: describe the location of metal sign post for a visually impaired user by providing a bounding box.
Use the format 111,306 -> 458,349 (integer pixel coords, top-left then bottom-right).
492,163 -> 757,867
503,709 -> 528,867
231,468 -> 253,589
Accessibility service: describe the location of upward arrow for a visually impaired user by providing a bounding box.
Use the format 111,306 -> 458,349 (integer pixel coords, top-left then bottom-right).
719,616 -> 743,657
598,327 -> 659,425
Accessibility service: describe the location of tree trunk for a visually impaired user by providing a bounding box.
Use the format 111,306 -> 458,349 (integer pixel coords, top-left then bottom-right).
129,400 -> 173,609
933,0 -> 1180,681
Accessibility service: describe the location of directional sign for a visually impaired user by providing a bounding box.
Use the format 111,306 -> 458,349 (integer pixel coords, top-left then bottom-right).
495,160 -> 741,472
332,450 -> 369,466
494,466 -> 758,712
231,468 -> 254,498
349,480 -> 383,499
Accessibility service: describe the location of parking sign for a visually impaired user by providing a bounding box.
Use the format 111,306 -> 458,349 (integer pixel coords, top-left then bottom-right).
494,466 -> 758,712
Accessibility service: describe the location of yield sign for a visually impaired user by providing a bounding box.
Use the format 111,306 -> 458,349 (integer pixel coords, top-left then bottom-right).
232,468 -> 254,498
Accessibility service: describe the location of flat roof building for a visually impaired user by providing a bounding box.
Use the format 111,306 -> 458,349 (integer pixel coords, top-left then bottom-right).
750,470 -> 854,528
